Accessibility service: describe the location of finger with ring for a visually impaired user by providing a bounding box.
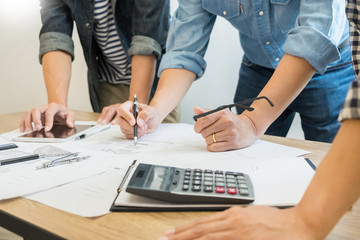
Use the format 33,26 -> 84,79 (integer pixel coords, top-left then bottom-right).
212,133 -> 217,143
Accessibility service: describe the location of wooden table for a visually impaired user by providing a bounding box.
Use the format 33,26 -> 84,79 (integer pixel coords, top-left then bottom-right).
0,112 -> 359,240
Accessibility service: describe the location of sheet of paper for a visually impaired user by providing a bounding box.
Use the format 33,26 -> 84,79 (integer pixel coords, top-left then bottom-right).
0,151 -> 127,200
27,167 -> 126,217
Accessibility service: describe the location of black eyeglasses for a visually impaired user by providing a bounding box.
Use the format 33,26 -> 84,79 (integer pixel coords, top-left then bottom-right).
193,96 -> 274,121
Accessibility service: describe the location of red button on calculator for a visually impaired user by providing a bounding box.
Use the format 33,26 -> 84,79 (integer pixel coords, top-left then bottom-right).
227,187 -> 237,195
215,187 -> 225,193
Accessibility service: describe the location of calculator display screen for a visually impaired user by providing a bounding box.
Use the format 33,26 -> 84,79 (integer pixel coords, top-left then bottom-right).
146,166 -> 169,190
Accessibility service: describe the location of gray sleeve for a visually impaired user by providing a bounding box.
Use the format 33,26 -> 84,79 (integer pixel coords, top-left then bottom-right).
39,32 -> 74,64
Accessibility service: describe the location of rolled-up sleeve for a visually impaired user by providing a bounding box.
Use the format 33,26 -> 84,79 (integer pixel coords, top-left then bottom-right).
128,35 -> 162,59
158,0 -> 216,79
38,0 -> 74,64
39,32 -> 74,64
283,0 -> 347,74
159,51 -> 207,78
129,0 -> 170,59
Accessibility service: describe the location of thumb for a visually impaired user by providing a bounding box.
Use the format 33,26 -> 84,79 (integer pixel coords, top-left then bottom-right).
137,108 -> 149,127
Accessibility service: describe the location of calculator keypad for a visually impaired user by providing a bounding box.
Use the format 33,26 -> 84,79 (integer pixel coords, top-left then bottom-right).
181,168 -> 251,197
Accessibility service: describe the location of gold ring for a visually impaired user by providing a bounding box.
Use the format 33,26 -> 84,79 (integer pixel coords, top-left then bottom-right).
212,133 -> 217,143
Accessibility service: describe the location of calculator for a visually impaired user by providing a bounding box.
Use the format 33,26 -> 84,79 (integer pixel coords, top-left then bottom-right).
126,163 -> 255,204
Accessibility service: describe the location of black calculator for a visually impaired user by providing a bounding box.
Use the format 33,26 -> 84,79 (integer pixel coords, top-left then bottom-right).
126,163 -> 255,204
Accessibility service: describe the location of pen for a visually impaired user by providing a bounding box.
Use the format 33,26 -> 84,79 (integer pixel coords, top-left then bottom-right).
117,159 -> 137,193
133,94 -> 138,145
0,143 -> 18,151
193,96 -> 274,121
75,124 -> 111,140
0,153 -> 39,166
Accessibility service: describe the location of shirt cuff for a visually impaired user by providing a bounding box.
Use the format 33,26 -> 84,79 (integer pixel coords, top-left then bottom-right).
128,35 -> 162,60
338,80 -> 360,121
39,32 -> 74,64
283,27 -> 340,74
158,51 -> 207,79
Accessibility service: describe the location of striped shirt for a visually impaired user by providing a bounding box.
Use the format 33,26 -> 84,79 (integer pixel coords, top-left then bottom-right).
339,0 -> 360,121
94,0 -> 131,84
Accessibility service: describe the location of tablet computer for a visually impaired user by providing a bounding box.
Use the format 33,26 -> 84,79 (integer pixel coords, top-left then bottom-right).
12,123 -> 106,143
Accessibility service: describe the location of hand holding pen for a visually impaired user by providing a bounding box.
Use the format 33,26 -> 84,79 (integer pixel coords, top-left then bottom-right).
114,97 -> 163,140
133,94 -> 138,145
193,96 -> 274,152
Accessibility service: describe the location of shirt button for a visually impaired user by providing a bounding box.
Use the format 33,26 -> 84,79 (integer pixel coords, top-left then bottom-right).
223,10 -> 227,16
275,57 -> 280,61
265,41 -> 270,45
259,11 -> 264,16
85,22 -> 91,28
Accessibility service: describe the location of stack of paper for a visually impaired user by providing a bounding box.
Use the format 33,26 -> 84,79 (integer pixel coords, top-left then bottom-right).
0,123 -> 313,217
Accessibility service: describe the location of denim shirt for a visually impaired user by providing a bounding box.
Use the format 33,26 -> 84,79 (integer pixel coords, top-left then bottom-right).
38,0 -> 170,112
159,0 -> 349,79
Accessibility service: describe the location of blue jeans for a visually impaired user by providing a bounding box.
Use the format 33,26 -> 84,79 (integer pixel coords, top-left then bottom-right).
234,46 -> 354,143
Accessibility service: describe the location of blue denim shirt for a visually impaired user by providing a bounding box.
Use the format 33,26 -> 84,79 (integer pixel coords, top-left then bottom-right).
159,0 -> 349,78
38,0 -> 169,112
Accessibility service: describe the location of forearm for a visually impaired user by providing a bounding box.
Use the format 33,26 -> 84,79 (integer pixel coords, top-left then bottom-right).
150,68 -> 195,120
295,120 -> 360,239
244,53 -> 316,136
129,55 -> 156,103
42,51 -> 72,106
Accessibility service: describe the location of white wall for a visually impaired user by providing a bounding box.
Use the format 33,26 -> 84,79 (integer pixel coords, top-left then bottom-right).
0,0 -> 92,115
0,0 -> 303,140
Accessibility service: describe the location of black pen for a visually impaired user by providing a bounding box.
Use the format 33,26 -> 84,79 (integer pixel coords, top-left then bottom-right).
0,143 -> 18,151
0,153 -> 39,166
193,96 -> 274,121
133,94 -> 138,146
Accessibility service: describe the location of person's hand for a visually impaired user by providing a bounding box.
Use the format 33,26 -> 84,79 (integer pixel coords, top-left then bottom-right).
97,103 -> 122,125
193,106 -> 259,151
116,101 -> 162,139
159,206 -> 319,240
19,103 -> 75,132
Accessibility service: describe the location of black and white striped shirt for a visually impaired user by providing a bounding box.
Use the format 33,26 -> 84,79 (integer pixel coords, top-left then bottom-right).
94,0 -> 131,84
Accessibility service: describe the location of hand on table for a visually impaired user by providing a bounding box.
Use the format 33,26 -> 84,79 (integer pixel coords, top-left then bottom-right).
115,101 -> 162,139
159,206 -> 318,240
20,103 -> 75,132
193,106 -> 259,151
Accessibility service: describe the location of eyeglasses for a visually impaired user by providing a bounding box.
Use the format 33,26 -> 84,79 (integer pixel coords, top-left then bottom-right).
193,96 -> 274,121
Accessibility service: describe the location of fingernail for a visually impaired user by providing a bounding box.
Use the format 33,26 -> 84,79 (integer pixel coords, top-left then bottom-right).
68,121 -> 74,128
36,124 -> 42,130
44,126 -> 50,132
165,229 -> 175,235
97,118 -> 102,123
25,127 -> 31,132
158,237 -> 168,240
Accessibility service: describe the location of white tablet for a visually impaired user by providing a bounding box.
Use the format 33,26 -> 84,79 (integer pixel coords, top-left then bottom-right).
12,123 -> 108,143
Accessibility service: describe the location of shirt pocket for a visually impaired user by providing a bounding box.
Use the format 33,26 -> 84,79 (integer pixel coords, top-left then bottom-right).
271,0 -> 299,33
202,0 -> 252,37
